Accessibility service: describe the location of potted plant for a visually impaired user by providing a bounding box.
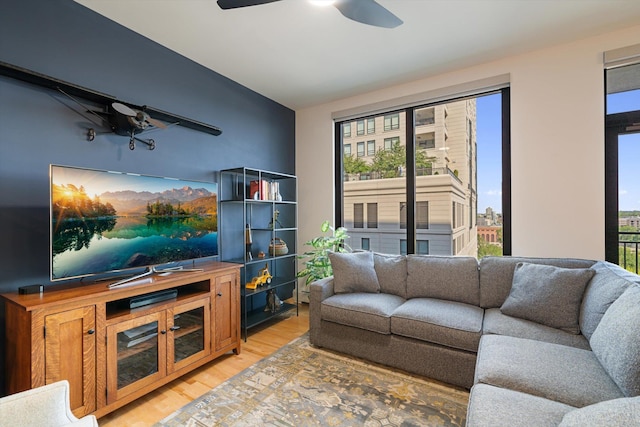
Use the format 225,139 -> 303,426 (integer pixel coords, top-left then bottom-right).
297,220 -> 351,302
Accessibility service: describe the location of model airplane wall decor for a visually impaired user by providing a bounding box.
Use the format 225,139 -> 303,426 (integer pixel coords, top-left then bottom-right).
0,61 -> 222,150
83,101 -> 171,150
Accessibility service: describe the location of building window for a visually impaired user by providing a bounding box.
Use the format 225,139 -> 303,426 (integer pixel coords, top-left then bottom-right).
417,132 -> 435,150
344,144 -> 351,157
416,107 -> 435,126
417,201 -> 429,229
367,118 -> 375,134
400,239 -> 407,255
367,140 -> 375,156
354,203 -> 364,228
384,113 -> 400,131
367,203 -> 378,228
384,136 -> 400,150
361,238 -> 370,251
343,123 -> 351,138
400,202 -> 407,229
416,240 -> 429,254
356,120 -> 365,136
357,142 -> 365,157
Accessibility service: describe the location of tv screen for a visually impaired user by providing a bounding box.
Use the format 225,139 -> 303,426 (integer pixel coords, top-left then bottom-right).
50,165 -> 218,282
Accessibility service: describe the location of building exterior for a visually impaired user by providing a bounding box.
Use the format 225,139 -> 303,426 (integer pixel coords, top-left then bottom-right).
341,100 -> 478,256
478,225 -> 502,245
619,216 -> 640,228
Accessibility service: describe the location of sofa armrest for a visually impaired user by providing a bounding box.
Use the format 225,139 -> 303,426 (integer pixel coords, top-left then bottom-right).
0,380 -> 99,427
309,276 -> 335,345
310,276 -> 335,303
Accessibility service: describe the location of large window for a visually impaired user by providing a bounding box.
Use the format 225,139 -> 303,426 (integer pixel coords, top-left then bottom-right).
605,61 -> 640,273
337,88 -> 510,257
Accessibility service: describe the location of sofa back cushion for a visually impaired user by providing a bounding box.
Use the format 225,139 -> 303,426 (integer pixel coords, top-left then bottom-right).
580,261 -> 636,340
374,253 -> 407,298
500,262 -> 595,334
590,284 -> 640,397
329,251 -> 380,294
406,255 -> 479,305
479,256 -> 595,308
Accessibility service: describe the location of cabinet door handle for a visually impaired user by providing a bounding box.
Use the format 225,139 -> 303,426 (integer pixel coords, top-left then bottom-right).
170,326 -> 180,331
217,293 -> 223,297
160,330 -> 167,334
87,329 -> 95,335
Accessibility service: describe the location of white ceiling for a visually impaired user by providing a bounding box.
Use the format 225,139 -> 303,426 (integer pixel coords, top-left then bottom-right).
75,0 -> 640,110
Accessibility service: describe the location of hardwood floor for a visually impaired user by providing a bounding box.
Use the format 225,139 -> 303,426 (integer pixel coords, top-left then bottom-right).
98,302 -> 309,427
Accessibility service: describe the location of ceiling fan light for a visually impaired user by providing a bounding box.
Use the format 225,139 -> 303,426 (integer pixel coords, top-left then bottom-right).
309,0 -> 336,7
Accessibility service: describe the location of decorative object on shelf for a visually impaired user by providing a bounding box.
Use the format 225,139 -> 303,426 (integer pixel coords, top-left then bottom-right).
258,251 -> 266,259
268,210 -> 284,230
269,237 -> 289,256
245,263 -> 272,290
265,289 -> 282,313
297,220 -> 351,287
245,224 -> 253,260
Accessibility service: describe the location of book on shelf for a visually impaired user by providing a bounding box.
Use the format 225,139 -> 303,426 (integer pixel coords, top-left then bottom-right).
249,180 -> 280,201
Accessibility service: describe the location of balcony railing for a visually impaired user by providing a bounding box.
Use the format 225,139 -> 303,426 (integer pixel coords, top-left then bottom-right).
619,231 -> 640,274
345,167 -> 461,182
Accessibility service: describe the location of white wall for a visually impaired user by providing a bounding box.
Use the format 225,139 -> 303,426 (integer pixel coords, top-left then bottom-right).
296,24 -> 640,260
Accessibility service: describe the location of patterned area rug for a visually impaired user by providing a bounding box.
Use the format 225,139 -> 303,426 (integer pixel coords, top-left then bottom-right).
155,334 -> 469,426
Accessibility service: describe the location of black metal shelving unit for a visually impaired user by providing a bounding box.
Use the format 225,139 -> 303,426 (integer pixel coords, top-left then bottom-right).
219,167 -> 298,341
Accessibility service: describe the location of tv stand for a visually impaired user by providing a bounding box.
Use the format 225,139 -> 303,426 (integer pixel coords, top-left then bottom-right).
1,260 -> 241,419
108,265 -> 205,288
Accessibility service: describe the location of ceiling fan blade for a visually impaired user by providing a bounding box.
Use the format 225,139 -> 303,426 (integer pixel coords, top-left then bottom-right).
334,0 -> 403,28
112,102 -> 137,117
145,116 -> 167,129
217,0 -> 281,9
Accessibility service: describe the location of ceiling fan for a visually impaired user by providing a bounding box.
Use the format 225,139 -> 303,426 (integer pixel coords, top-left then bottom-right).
217,0 -> 403,28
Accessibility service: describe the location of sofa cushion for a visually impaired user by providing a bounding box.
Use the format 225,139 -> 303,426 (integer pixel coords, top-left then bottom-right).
499,262 -> 594,334
483,308 -> 590,350
559,396 -> 640,427
321,293 -> 405,334
590,284 -> 640,397
406,255 -> 479,305
391,298 -> 483,352
467,383 -> 574,427
580,261 -> 635,340
329,251 -> 380,294
479,256 -> 595,308
475,334 -> 624,407
373,252 -> 407,298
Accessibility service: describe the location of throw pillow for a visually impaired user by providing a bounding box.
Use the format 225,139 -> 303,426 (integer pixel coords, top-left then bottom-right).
579,261 -> 633,340
329,251 -> 380,294
559,396 -> 640,427
500,263 -> 595,334
590,284 -> 640,397
373,253 -> 407,298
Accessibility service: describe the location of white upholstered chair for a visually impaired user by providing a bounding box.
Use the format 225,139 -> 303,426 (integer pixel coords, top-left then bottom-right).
0,380 -> 98,427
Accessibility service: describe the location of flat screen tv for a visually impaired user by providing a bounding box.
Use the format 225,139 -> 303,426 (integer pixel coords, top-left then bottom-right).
50,165 -> 218,283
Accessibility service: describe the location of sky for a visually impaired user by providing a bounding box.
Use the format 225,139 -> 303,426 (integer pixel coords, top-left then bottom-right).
476,89 -> 640,214
51,165 -> 218,197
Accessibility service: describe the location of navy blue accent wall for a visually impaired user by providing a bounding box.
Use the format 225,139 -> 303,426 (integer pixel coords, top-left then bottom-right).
0,0 -> 295,393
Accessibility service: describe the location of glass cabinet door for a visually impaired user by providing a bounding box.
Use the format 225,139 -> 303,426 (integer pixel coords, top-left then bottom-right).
168,297 -> 211,372
106,312 -> 166,403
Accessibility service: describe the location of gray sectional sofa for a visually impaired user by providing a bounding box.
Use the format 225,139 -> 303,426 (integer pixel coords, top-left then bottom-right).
308,252 -> 640,426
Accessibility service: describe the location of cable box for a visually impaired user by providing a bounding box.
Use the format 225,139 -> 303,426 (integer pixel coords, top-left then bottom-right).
129,289 -> 177,309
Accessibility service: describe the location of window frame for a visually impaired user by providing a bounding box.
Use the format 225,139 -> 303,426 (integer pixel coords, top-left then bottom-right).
334,87 -> 511,256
